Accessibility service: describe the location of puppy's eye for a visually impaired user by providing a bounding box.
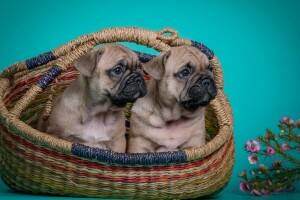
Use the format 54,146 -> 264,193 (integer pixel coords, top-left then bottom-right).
208,65 -> 213,72
179,68 -> 191,78
138,63 -> 143,69
112,66 -> 123,75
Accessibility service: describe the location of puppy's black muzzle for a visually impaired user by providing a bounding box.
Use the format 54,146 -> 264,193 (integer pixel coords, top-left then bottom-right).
180,76 -> 217,112
111,73 -> 147,107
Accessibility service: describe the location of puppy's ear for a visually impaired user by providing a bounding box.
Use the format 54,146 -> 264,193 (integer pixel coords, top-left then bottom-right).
143,51 -> 170,80
74,48 -> 104,77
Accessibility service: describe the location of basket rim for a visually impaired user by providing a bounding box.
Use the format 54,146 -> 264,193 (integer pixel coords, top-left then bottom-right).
0,76 -> 232,165
0,27 -> 234,165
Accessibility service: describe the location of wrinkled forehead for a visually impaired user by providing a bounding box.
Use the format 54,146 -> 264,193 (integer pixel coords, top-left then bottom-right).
168,46 -> 209,69
99,44 -> 139,69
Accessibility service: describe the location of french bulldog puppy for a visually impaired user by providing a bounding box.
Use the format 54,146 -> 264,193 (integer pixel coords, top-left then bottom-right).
127,45 -> 217,153
37,44 -> 146,152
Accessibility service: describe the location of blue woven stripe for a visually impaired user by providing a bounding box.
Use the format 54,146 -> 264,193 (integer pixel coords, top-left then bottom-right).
191,41 -> 214,60
135,51 -> 155,63
36,66 -> 62,90
25,51 -> 56,69
71,143 -> 187,165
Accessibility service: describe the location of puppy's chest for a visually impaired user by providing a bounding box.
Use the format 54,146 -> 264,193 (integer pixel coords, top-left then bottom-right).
80,114 -> 121,142
151,119 -> 200,147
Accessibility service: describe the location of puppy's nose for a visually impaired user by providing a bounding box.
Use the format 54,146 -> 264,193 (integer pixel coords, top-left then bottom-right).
136,75 -> 147,97
134,76 -> 143,85
201,78 -> 211,87
200,77 -> 217,99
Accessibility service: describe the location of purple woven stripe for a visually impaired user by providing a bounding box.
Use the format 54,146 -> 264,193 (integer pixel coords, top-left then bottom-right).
36,66 -> 62,90
71,143 -> 187,165
25,51 -> 56,69
135,51 -> 155,63
191,41 -> 214,60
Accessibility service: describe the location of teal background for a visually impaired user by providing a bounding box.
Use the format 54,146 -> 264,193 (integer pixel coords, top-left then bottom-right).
0,0 -> 299,199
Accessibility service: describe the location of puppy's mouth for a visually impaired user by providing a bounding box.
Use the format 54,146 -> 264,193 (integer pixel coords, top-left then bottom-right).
111,73 -> 147,107
180,76 -> 217,112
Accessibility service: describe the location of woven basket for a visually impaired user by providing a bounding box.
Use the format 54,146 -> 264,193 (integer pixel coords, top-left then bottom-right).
0,27 -> 234,199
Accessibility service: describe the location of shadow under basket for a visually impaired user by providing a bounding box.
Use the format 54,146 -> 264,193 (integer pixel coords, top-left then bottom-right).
0,27 -> 234,199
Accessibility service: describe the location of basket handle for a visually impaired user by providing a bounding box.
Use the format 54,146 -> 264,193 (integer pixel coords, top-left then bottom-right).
0,28 -> 179,78
156,28 -> 178,42
6,27 -> 224,118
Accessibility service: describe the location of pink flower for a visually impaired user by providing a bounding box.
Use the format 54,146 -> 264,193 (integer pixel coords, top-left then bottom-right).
245,140 -> 261,153
280,116 -> 290,123
267,146 -> 275,156
239,181 -> 250,192
289,119 -> 295,125
261,189 -> 271,196
285,185 -> 295,192
248,154 -> 258,164
281,143 -> 290,151
251,189 -> 262,196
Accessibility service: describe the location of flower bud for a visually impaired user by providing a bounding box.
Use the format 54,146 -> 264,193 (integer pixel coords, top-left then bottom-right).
289,119 -> 295,125
258,164 -> 268,173
239,181 -> 250,192
238,170 -> 247,180
280,116 -> 290,123
267,146 -> 275,156
285,185 -> 295,192
261,189 -> 270,196
296,119 -> 300,128
281,143 -> 290,151
272,160 -> 283,169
